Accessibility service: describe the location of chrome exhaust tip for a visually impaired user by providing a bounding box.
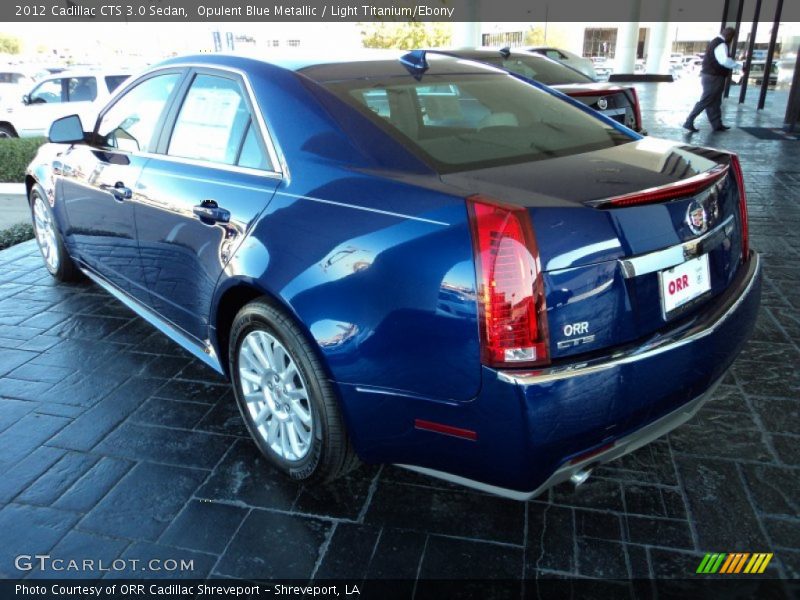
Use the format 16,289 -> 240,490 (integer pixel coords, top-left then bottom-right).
570,468 -> 593,488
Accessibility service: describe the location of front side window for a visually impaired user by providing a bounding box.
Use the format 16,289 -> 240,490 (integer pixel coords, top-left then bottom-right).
97,73 -> 180,153
66,77 -> 97,102
168,74 -> 268,169
29,79 -> 64,104
330,73 -> 631,173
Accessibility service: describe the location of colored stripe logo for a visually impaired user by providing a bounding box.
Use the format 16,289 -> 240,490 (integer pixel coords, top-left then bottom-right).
696,552 -> 773,574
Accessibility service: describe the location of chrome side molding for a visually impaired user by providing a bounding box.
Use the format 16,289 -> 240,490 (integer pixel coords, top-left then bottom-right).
79,263 -> 225,375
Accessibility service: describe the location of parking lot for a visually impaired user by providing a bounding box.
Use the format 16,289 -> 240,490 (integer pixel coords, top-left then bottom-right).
0,79 -> 798,591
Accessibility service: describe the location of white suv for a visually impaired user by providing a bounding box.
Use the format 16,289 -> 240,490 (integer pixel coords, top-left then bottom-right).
0,70 -> 130,138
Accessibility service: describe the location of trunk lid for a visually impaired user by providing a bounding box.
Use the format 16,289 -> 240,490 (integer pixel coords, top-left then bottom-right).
443,138 -> 747,361
553,83 -> 640,131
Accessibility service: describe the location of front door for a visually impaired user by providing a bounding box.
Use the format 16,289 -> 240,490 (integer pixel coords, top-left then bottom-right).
59,71 -> 184,300
133,70 -> 280,343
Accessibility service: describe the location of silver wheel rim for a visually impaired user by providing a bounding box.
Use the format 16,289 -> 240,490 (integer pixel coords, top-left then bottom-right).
33,196 -> 59,272
238,329 -> 313,462
0,130 -> 11,139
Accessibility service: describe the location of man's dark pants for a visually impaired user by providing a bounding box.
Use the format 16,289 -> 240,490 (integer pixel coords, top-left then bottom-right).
685,74 -> 727,129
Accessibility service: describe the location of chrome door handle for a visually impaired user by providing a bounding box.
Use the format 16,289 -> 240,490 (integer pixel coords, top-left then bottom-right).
193,200 -> 230,224
111,182 -> 132,201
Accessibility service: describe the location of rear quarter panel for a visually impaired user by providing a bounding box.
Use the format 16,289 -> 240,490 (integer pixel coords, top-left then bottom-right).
213,61 -> 482,405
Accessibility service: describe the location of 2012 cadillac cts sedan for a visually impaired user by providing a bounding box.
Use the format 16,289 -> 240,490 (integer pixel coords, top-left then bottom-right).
26,52 -> 761,499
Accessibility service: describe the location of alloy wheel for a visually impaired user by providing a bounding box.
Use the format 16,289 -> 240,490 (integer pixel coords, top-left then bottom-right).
32,196 -> 59,272
238,329 -> 314,461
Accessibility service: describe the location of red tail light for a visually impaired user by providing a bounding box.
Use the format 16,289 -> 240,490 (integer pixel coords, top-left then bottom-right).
467,195 -> 549,368
628,86 -> 642,132
729,154 -> 750,263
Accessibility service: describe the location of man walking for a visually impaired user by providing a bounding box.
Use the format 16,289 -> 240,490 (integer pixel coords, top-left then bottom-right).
683,27 -> 738,133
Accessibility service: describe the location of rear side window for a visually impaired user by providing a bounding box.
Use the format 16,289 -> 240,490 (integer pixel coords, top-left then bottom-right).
97,73 -> 180,153
168,74 -> 266,168
237,122 -> 269,170
330,73 -> 631,173
105,75 -> 130,93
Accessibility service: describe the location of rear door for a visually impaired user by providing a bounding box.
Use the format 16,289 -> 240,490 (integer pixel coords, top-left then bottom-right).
133,68 -> 281,343
59,70 -> 184,299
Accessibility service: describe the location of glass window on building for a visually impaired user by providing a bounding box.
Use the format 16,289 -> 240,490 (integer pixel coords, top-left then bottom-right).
584,28 -> 618,59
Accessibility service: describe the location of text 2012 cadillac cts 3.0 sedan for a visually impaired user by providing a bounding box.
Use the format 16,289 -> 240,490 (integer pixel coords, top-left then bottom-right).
27,51 -> 761,499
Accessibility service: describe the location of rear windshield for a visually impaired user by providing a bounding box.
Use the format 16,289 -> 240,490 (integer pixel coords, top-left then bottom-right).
478,55 -> 592,85
0,72 -> 27,84
325,73 -> 632,173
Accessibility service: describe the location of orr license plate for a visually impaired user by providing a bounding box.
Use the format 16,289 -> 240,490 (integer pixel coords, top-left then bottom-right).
659,254 -> 711,317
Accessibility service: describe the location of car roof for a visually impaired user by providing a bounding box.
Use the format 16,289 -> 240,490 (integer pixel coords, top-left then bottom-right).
156,51 -> 505,83
40,70 -> 130,79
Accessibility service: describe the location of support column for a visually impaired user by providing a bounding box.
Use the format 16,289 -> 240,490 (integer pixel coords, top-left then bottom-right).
613,0 -> 641,74
645,15 -> 671,74
452,22 -> 481,47
758,0 -> 784,109
451,0 -> 481,47
785,51 -> 800,131
739,0 -> 763,104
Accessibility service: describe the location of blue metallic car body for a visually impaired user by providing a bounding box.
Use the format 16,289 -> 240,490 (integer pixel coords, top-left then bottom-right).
26,52 -> 761,497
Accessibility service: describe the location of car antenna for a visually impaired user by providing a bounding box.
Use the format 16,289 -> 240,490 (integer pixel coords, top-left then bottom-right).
399,50 -> 429,80
499,46 -> 511,59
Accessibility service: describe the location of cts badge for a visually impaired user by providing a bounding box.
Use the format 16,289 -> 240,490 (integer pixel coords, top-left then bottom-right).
686,199 -> 709,235
558,321 -> 595,350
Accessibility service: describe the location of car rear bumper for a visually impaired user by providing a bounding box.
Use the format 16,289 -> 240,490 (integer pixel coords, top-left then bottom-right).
401,374 -> 722,500
398,252 -> 761,498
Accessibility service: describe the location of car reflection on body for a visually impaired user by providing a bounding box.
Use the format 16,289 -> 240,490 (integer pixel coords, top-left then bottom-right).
26,51 -> 760,499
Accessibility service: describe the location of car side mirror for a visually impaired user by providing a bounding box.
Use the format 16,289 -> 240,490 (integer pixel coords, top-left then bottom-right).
48,114 -> 87,144
22,94 -> 30,105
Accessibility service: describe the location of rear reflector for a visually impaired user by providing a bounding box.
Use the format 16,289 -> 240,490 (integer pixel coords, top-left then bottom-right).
414,419 -> 477,441
467,195 -> 550,368
729,154 -> 750,263
588,163 -> 730,208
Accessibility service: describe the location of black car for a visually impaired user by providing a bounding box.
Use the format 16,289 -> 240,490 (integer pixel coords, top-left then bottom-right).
426,47 -> 645,133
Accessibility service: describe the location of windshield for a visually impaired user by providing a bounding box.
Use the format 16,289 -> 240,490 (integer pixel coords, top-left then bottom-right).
478,55 -> 592,85
325,73 -> 632,174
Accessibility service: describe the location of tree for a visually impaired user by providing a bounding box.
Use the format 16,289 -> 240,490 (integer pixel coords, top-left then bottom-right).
0,34 -> 21,55
525,27 -> 547,46
360,22 -> 452,50
524,26 -> 572,50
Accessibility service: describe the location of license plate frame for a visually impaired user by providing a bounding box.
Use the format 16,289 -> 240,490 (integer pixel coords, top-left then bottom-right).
659,254 -> 712,319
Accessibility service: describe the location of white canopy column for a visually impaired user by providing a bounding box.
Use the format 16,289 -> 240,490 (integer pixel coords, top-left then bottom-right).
614,0 -> 641,73
646,1 -> 672,74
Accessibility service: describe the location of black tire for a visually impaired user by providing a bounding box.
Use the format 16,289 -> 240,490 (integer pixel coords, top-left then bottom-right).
229,298 -> 359,483
0,124 -> 16,139
29,184 -> 80,282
